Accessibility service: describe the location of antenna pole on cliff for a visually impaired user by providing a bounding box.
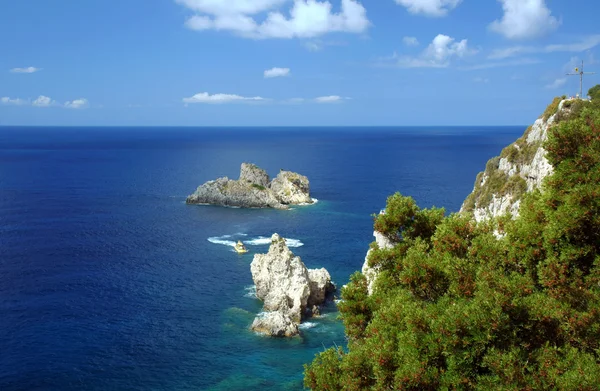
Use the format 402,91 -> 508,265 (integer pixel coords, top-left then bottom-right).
567,61 -> 596,98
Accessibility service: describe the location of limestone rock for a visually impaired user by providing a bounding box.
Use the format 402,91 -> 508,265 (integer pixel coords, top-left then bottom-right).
361,228 -> 394,295
239,163 -> 270,187
186,163 -> 313,209
250,233 -> 335,337
251,312 -> 299,338
307,268 -> 335,307
460,99 -> 572,222
360,98 -> 578,298
269,170 -> 313,205
186,176 -> 283,209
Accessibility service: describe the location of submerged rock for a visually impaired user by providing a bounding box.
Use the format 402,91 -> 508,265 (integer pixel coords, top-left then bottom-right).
251,311 -> 299,338
186,163 -> 313,209
250,234 -> 335,337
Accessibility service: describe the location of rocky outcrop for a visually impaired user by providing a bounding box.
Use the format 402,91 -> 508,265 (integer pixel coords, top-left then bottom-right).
360,98 -> 578,296
186,163 -> 314,209
250,234 -> 335,337
361,230 -> 394,295
460,98 -> 575,222
269,171 -> 312,205
251,311 -> 299,338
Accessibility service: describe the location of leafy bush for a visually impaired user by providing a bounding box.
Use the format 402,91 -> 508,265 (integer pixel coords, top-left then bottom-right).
304,101 -> 600,390
589,84 -> 600,100
251,184 -> 266,191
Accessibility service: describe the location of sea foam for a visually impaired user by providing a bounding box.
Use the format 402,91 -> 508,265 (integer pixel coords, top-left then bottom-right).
208,234 -> 303,248
298,198 -> 319,206
244,236 -> 304,248
244,285 -> 257,299
207,236 -> 236,247
299,322 -> 317,330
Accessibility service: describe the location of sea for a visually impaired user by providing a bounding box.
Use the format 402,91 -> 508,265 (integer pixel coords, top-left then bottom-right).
0,126 -> 523,390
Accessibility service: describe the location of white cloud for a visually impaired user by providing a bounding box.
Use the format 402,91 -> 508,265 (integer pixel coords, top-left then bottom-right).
546,78 -> 567,89
546,35 -> 600,54
460,57 -> 540,71
177,0 -> 370,39
302,38 -> 347,51
489,0 -> 559,40
32,95 -> 56,107
1,97 -> 28,105
1,95 -> 90,108
402,36 -> 419,47
382,34 -> 474,68
488,46 -> 527,60
394,0 -> 461,17
424,34 -> 472,62
10,67 -> 41,74
183,92 -> 265,104
315,95 -> 349,102
64,98 -> 89,109
489,35 -> 600,60
280,96 -> 349,103
264,67 -> 291,78
176,0 -> 287,15
304,41 -> 323,51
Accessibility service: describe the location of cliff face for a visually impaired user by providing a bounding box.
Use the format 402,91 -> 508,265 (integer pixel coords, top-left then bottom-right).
461,98 -> 574,221
361,218 -> 394,295
360,97 -> 577,294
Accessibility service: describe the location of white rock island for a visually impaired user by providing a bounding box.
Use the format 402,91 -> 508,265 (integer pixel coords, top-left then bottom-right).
250,234 -> 335,337
186,163 -> 314,209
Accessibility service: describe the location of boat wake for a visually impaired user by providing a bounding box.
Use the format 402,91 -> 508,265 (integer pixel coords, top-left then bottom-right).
244,236 -> 304,248
208,234 -> 304,248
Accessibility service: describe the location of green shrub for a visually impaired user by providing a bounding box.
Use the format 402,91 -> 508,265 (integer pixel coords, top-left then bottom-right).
589,84 -> 600,100
251,184 -> 266,191
305,99 -> 600,390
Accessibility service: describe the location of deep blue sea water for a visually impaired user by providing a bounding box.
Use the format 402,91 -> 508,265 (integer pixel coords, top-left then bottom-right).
0,126 -> 523,390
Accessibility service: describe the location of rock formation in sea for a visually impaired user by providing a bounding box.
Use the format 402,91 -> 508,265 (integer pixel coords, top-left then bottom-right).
186,163 -> 313,209
360,98 -> 577,294
250,234 -> 335,337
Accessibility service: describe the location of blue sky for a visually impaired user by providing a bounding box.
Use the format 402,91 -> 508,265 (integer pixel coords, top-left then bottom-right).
1,0 -> 599,126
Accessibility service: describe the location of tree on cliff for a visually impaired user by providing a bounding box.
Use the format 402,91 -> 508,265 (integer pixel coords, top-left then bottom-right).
589,84 -> 600,101
304,102 -> 600,390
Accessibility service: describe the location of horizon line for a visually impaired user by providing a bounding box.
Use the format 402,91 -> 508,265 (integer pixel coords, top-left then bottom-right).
0,124 -> 530,128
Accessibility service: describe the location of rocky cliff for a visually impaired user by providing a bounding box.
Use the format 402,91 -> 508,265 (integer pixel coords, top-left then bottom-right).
461,97 -> 579,221
360,97 -> 581,294
361,215 -> 394,295
186,163 -> 313,209
250,234 -> 335,337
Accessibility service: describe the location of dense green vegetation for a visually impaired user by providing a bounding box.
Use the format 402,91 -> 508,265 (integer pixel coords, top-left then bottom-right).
589,85 -> 600,101
304,98 -> 600,390
251,184 -> 266,191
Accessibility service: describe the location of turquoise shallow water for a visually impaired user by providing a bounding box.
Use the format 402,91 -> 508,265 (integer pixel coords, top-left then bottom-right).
0,126 -> 523,390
